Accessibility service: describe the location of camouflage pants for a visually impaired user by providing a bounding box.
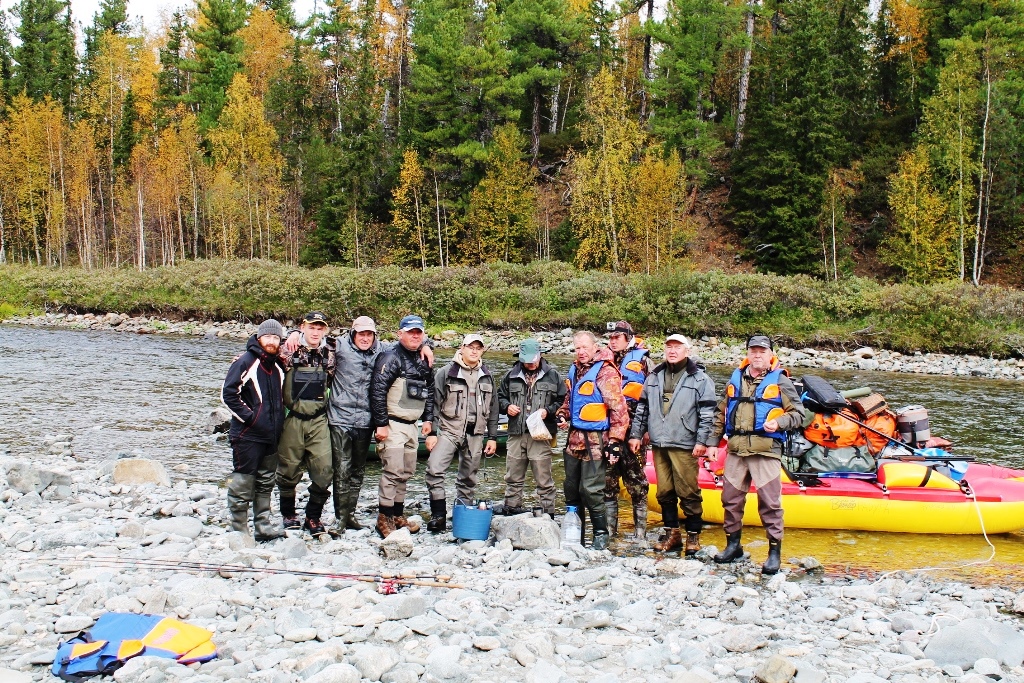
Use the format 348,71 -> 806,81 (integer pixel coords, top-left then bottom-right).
603,448 -> 650,503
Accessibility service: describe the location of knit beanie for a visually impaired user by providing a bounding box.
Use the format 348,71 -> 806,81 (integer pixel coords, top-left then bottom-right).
257,319 -> 285,339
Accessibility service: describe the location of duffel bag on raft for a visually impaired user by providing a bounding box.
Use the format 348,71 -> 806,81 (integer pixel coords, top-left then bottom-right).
863,410 -> 899,455
801,443 -> 875,473
804,409 -> 867,449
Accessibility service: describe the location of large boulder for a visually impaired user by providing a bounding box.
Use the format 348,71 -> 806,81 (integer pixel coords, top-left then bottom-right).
924,618 -> 1024,669
492,514 -> 561,550
380,528 -> 413,559
113,459 -> 171,487
5,462 -> 49,494
146,516 -> 204,539
206,407 -> 232,434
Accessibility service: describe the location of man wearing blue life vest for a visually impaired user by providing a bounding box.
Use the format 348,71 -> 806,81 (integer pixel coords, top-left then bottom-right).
707,335 -> 805,574
556,331 -> 631,550
604,321 -> 655,541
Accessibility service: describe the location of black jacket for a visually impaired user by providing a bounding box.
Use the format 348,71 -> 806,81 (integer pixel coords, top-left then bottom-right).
371,343 -> 436,427
222,335 -> 287,444
498,359 -> 565,436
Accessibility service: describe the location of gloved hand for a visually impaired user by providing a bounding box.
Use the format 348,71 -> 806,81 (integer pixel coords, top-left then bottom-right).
604,440 -> 624,464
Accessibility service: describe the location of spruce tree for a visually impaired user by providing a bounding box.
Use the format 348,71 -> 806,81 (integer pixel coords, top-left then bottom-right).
156,11 -> 190,119
0,13 -> 13,113
728,0 -> 871,275
84,0 -> 129,66
11,0 -> 77,109
184,0 -> 248,132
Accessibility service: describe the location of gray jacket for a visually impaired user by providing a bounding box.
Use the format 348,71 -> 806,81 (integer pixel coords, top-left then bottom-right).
326,332 -> 385,430
629,358 -> 717,450
433,360 -> 499,439
497,360 -> 564,436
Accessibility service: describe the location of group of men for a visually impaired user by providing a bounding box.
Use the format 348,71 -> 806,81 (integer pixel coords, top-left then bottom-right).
222,311 -> 803,575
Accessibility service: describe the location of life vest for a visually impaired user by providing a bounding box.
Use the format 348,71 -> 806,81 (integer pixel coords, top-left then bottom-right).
804,409 -> 868,449
53,613 -> 217,682
619,347 -> 648,401
567,361 -> 610,430
289,348 -> 329,403
724,363 -> 788,442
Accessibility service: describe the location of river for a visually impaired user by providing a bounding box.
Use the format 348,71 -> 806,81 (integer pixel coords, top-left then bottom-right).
1,325 -> 1022,586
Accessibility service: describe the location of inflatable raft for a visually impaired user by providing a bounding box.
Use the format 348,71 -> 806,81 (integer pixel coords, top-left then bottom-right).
640,452 -> 1024,535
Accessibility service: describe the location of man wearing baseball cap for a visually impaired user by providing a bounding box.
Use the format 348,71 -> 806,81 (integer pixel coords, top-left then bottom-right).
605,320 -> 655,542
628,334 -> 717,555
707,334 -> 805,574
424,334 -> 499,533
497,338 -> 565,517
221,319 -> 287,541
276,311 -> 336,538
370,315 -> 436,538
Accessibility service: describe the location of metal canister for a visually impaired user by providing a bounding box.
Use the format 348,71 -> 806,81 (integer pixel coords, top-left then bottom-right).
896,405 -> 931,448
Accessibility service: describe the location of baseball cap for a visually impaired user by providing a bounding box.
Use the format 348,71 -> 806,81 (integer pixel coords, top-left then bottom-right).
302,311 -> 329,326
747,334 -> 773,350
610,321 -> 634,336
518,339 -> 541,363
399,315 -> 425,332
665,334 -> 691,347
257,319 -> 285,339
351,316 -> 377,333
462,333 -> 486,348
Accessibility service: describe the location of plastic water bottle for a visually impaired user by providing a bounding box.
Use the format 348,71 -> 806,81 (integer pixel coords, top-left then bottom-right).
561,506 -> 582,546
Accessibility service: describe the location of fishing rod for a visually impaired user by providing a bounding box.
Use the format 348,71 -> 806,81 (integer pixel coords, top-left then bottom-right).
53,556 -> 462,590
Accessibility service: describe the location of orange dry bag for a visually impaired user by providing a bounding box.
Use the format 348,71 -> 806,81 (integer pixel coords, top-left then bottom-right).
804,409 -> 867,449
863,410 -> 898,455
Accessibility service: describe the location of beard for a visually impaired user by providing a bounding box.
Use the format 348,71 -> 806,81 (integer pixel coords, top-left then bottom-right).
260,342 -> 280,355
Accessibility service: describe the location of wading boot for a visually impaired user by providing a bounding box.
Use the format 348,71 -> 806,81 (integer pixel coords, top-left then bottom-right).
714,531 -> 744,563
226,473 -> 255,534
280,493 -> 301,530
376,509 -> 397,538
652,528 -> 682,552
762,535 -> 782,575
427,498 -> 447,534
632,500 -> 648,542
392,502 -> 420,534
254,470 -> 285,541
605,499 -> 619,536
303,517 -> 328,540
684,532 -> 701,557
338,491 -> 364,531
589,510 -> 610,551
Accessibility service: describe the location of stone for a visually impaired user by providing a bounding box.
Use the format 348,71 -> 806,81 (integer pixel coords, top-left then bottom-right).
305,664 -> 361,683
376,594 -> 426,621
721,627 -> 767,653
562,610 -> 611,629
545,549 -> 574,566
924,618 -> 1024,669
112,656 -> 176,682
794,660 -> 826,683
858,358 -> 880,371
113,459 -> 172,486
735,598 -> 762,625
146,517 -> 203,539
207,407 -> 232,434
624,645 -> 670,670
275,609 -> 313,636
425,645 -> 467,681
382,665 -> 423,683
350,645 -> 400,681
512,642 -> 536,667
529,659 -> 570,683
380,528 -> 414,559
54,615 -> 95,633
473,636 -> 501,651
5,462 -> 46,494
492,515 -> 561,550
889,611 -> 930,634
1012,592 -> 1024,615
284,628 -> 318,642
0,669 -> 32,683
972,658 -> 1002,677
755,655 -> 797,683
613,598 -> 656,621
118,521 -> 145,539
280,536 -> 308,559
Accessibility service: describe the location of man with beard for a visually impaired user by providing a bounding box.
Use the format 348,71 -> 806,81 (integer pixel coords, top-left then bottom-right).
221,320 -> 288,541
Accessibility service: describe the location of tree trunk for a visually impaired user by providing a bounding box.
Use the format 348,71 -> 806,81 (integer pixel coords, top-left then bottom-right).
136,180 -> 145,271
972,59 -> 991,286
549,77 -> 561,135
734,2 -> 756,148
531,89 -> 542,165
639,0 -> 654,121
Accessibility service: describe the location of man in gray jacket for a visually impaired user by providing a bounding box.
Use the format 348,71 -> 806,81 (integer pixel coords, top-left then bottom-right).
425,334 -> 499,533
628,334 -> 717,555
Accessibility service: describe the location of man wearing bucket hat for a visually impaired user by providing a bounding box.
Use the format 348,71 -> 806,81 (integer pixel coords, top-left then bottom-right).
276,311 -> 337,538
371,315 -> 435,538
707,334 -> 805,574
497,339 -> 565,517
605,320 -> 655,541
221,319 -> 288,541
424,333 -> 499,533
628,334 -> 717,555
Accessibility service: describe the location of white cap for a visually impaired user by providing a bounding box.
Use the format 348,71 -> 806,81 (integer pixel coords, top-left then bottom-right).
462,333 -> 486,347
665,334 -> 691,347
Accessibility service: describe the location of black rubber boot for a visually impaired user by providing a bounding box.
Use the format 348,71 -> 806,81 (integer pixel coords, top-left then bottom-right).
280,493 -> 300,529
589,510 -> 609,551
305,483 -> 330,523
605,499 -> 619,536
427,498 -> 447,534
762,535 -> 782,575
714,531 -> 744,563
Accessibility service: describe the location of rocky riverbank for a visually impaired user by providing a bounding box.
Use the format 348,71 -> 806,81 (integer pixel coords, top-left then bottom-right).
7,311 -> 1024,381
3,439 -> 1024,683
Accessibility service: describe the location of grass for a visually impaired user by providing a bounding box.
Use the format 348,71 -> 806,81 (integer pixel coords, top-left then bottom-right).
3,259 -> 1024,357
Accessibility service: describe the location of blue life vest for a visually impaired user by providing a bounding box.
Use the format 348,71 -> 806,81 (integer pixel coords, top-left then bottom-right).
619,347 -> 648,401
568,361 -> 610,430
724,366 -> 788,442
53,613 -> 217,682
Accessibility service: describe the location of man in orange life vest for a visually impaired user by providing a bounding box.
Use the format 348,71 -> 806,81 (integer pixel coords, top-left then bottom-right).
604,321 -> 654,541
707,335 -> 805,574
556,331 -> 630,551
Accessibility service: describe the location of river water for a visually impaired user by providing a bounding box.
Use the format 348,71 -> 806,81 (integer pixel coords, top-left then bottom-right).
2,325 -> 1022,586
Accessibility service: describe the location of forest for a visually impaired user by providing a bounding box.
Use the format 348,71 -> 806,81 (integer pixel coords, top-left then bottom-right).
0,0 -> 1020,285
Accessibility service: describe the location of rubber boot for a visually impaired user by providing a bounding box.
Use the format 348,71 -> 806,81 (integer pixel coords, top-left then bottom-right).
714,531 -> 744,563
427,498 -> 447,534
254,468 -> 284,541
762,535 -> 782,575
605,499 -> 619,536
589,510 -> 610,551
226,473 -> 255,534
280,493 -> 300,530
632,500 -> 648,541
304,482 -> 330,537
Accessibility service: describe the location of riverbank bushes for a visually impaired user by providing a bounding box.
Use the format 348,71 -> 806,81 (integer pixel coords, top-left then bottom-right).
3,260 -> 1024,357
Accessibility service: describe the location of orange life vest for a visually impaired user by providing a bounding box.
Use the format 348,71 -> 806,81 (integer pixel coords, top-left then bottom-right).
804,409 -> 867,449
